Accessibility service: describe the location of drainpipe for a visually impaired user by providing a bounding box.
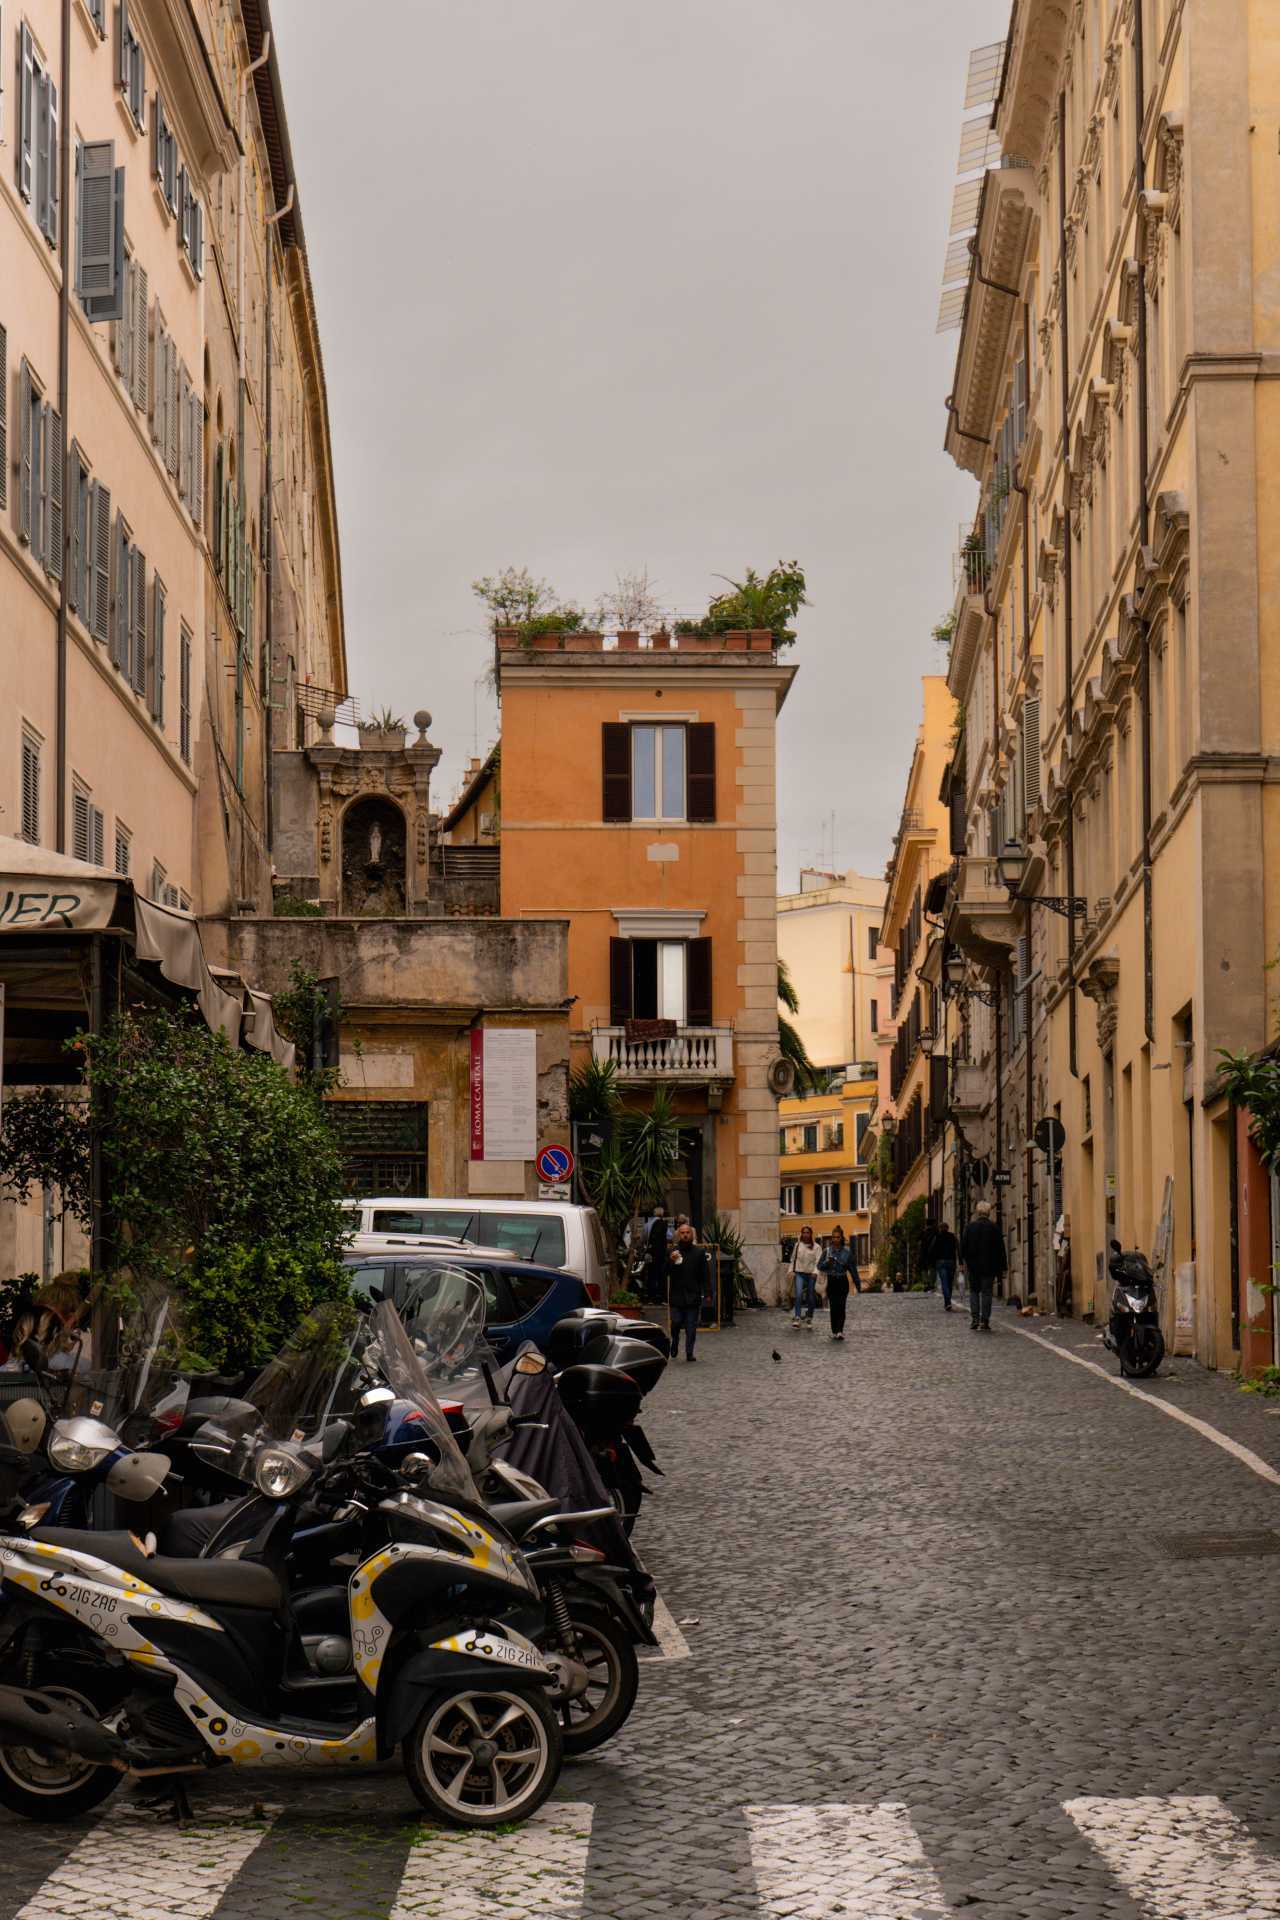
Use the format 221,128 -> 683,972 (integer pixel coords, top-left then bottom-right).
234,33 -> 272,808
1133,0 -> 1155,1045
54,0 -> 71,849
1024,894 -> 1036,1300
262,183 -> 294,861
1057,89 -> 1079,1079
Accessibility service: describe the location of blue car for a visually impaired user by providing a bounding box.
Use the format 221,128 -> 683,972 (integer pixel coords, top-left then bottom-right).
342,1251 -> 590,1365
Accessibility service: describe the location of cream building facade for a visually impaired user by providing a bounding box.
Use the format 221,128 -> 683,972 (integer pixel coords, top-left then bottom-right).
936,0 -> 1280,1360
2,0 -> 343,919
777,868 -> 885,1076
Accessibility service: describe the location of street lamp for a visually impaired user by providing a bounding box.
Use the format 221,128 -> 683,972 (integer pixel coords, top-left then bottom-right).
944,953 -> 967,992
997,839 -> 1087,920
942,951 -> 996,1009
919,1026 -> 937,1057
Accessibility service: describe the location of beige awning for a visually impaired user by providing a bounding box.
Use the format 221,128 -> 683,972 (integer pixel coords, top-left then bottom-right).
0,837 -> 293,1068
0,835 -> 127,932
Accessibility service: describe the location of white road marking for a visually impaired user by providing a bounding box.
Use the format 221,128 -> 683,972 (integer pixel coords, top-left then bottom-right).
1015,1326 -> 1280,1490
1064,1794 -> 1280,1917
745,1802 -> 950,1918
15,1800 -> 277,1919
641,1593 -> 691,1662
390,1801 -> 593,1918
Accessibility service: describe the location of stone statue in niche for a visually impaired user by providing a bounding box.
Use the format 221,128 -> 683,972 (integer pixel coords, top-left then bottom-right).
341,796 -> 406,915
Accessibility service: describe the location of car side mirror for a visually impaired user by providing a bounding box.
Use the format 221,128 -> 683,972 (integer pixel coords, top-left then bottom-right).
366,1286 -> 385,1305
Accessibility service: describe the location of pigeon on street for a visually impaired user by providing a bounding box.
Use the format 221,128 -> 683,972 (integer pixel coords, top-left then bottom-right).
771,1349 -> 782,1363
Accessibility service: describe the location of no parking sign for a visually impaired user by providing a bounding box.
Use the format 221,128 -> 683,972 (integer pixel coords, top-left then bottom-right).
536,1143 -> 575,1185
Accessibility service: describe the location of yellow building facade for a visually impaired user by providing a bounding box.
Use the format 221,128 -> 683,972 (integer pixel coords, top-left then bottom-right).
1,0 -> 343,922
777,868 -> 885,1075
778,1073 -> 878,1280
936,0 -> 1280,1360
880,678 -> 955,1223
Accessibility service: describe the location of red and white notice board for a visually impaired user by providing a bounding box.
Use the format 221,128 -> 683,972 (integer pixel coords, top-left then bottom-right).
469,1027 -> 537,1161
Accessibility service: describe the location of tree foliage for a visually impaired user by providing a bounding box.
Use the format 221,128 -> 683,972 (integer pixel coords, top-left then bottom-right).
1219,1047 -> 1280,1168
1,1006 -> 351,1371
0,1089 -> 92,1223
777,958 -> 817,1091
569,1062 -> 682,1262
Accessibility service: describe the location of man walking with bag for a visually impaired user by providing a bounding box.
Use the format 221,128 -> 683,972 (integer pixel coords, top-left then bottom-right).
960,1201 -> 1007,1332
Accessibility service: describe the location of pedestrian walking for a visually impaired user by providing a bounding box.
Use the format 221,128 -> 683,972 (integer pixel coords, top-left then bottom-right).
931,1219 -> 960,1312
645,1205 -> 670,1306
818,1226 -> 857,1342
790,1225 -> 820,1328
668,1222 -> 709,1362
960,1201 -> 1007,1332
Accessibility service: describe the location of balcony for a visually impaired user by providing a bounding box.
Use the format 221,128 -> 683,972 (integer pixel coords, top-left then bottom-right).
950,1062 -> 988,1119
592,1023 -> 734,1084
947,854 -> 1020,970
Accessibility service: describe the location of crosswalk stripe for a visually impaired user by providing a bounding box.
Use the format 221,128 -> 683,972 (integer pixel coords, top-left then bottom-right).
642,1595 -> 691,1661
389,1801 -> 593,1918
14,1800 -> 277,1920
1064,1794 -> 1280,1918
745,1802 -> 950,1919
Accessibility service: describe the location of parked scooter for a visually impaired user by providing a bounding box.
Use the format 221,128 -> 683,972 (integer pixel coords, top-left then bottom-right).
0,1297 -> 565,1827
1101,1239 -> 1166,1378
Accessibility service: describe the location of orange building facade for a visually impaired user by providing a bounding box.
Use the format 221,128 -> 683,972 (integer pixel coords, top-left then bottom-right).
495,629 -> 797,1301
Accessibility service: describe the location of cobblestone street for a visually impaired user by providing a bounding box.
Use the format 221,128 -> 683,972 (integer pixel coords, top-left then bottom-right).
4,1294 -> 1280,1919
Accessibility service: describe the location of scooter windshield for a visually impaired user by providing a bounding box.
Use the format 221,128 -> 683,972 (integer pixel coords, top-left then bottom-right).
25,1279 -> 191,1439
192,1299 -> 363,1489
366,1293 -> 483,1508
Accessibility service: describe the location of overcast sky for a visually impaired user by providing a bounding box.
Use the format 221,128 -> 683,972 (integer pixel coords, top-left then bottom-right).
272,0 -> 1007,888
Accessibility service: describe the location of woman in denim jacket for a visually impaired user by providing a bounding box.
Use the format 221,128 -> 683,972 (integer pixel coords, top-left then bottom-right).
819,1226 -> 858,1342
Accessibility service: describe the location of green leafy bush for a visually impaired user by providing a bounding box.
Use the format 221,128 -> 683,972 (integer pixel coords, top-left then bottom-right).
676,561 -> 808,646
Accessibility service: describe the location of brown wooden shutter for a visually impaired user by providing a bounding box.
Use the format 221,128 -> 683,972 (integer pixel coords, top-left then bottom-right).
602,723 -> 631,821
609,938 -> 632,1026
929,1053 -> 949,1120
686,937 -> 712,1027
686,722 -> 716,821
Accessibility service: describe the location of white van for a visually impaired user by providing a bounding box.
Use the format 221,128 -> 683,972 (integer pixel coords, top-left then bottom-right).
341,1197 -> 612,1304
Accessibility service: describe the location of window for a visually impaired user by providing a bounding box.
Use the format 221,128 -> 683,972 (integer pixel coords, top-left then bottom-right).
152,93 -> 177,211
850,1179 -> 869,1213
148,576 -> 166,722
179,624 -> 192,763
86,0 -> 106,33
72,782 -> 105,866
110,513 -> 145,693
178,168 -> 204,278
855,1111 -> 870,1161
815,1182 -> 840,1214
18,25 -> 59,247
114,822 -> 131,875
117,0 -> 145,129
17,360 -> 62,582
802,1123 -> 818,1153
780,1186 -> 802,1217
632,725 -> 685,820
868,924 -> 880,958
609,936 -> 712,1027
869,999 -> 879,1034
821,1121 -> 844,1150
20,729 -> 41,845
150,861 -> 166,902
602,721 -> 716,823
75,140 -> 124,322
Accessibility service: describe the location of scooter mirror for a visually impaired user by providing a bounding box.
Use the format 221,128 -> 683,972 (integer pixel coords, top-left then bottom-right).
1110,1240 -> 1122,1254
106,1451 -> 171,1501
3,1398 -> 46,1455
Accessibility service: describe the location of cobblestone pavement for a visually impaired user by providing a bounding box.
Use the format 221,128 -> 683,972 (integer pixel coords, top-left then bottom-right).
3,1293 -> 1280,1918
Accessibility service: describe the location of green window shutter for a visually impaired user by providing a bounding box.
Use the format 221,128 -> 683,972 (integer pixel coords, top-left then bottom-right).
90,481 -> 112,644
131,548 -> 147,694
44,405 -> 63,580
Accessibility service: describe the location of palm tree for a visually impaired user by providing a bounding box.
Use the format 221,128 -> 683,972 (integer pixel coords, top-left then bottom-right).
778,959 -> 817,1090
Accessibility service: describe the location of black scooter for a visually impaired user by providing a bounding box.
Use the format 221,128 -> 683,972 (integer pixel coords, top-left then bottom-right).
1101,1239 -> 1165,1377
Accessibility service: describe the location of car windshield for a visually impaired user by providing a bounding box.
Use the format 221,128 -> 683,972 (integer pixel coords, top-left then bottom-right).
367,1208 -> 567,1266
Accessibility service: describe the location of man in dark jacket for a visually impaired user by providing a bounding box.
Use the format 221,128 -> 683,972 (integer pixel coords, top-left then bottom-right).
645,1207 -> 670,1305
668,1222 -> 709,1362
931,1220 -> 960,1312
960,1202 -> 1007,1332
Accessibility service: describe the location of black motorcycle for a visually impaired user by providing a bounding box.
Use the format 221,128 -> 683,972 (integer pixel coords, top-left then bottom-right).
1102,1240 -> 1165,1378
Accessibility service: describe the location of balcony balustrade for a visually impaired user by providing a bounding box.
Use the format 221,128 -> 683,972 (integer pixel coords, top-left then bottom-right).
592,1024 -> 734,1082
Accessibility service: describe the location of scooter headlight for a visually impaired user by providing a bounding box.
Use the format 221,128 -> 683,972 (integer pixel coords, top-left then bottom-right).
1125,1293 -> 1148,1313
254,1447 -> 311,1499
48,1428 -> 113,1473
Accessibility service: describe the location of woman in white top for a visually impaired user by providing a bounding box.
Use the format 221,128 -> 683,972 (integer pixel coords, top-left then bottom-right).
790,1225 -> 821,1328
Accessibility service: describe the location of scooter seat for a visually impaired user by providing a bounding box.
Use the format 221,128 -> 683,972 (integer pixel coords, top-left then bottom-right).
31,1528 -> 283,1611
487,1497 -> 561,1540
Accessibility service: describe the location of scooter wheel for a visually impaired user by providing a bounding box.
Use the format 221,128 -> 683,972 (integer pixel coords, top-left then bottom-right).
403,1684 -> 562,1828
0,1661 -> 123,1823
541,1604 -> 639,1757
1120,1326 -> 1166,1378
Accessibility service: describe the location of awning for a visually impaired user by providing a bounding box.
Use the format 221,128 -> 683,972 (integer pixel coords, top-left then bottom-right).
0,836 -> 294,1070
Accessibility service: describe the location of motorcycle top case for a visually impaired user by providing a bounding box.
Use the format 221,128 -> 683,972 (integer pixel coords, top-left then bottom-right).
575,1334 -> 665,1397
555,1363 -> 643,1439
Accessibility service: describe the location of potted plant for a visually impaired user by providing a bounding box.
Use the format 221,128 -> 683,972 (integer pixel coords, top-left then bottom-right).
358,706 -> 408,750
